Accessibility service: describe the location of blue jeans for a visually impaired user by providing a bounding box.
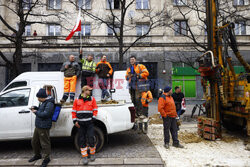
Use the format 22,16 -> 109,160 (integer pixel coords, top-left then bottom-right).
177,109 -> 182,117
99,78 -> 110,99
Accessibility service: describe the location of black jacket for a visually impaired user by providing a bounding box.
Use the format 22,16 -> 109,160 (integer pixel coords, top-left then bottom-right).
172,92 -> 184,111
35,97 -> 55,129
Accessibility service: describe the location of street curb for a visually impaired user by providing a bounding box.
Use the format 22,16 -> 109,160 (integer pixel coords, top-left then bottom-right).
0,158 -> 164,166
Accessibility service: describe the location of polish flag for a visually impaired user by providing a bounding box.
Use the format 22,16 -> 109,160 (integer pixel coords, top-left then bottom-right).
66,10 -> 81,41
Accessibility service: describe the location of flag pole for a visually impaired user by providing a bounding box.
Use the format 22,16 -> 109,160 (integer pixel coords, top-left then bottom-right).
79,6 -> 82,53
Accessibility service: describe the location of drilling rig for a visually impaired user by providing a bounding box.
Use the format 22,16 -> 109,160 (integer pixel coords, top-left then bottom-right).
197,0 -> 250,140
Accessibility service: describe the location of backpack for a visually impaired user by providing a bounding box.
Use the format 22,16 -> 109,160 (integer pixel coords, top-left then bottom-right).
43,99 -> 62,122
52,104 -> 62,122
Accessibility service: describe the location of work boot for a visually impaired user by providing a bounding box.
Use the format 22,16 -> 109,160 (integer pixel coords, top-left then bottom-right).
173,143 -> 184,148
138,123 -> 143,134
60,99 -> 65,104
40,157 -> 50,167
28,154 -> 41,162
164,143 -> 169,149
90,154 -> 96,162
82,157 -> 88,165
143,122 -> 148,134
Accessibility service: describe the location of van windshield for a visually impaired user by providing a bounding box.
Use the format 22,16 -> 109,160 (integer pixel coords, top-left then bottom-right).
4,81 -> 27,91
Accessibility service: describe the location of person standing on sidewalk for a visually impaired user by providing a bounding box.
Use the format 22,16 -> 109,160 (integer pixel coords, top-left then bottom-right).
96,55 -> 113,101
72,85 -> 98,165
140,90 -> 153,134
60,55 -> 81,104
79,50 -> 96,88
158,86 -> 184,149
28,88 -> 55,167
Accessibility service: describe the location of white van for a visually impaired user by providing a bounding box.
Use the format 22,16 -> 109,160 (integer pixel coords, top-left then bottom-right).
0,71 -> 135,152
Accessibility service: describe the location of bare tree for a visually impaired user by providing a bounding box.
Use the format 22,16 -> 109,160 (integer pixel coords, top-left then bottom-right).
0,0 -> 66,81
69,0 -> 169,69
165,0 -> 249,68
168,0 -> 249,51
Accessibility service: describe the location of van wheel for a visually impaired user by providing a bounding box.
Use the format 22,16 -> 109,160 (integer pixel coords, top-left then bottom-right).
74,126 -> 105,153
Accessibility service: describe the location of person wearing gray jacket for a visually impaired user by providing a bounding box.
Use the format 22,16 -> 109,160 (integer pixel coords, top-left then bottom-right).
60,55 -> 81,103
28,88 -> 55,167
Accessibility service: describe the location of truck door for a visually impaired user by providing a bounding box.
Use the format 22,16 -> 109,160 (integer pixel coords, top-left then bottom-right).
0,88 -> 32,139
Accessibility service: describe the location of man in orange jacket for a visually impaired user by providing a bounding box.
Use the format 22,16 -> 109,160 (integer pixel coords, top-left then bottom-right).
96,55 -> 113,101
72,86 -> 98,165
140,90 -> 153,134
125,56 -> 149,117
158,86 -> 184,149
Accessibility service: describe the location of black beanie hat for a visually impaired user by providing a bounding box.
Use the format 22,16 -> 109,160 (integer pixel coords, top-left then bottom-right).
164,86 -> 172,93
36,88 -> 48,98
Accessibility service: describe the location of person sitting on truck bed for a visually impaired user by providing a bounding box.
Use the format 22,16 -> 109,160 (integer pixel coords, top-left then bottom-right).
72,85 -> 98,165
96,55 -> 113,101
28,88 -> 55,167
79,50 -> 96,88
60,55 -> 81,104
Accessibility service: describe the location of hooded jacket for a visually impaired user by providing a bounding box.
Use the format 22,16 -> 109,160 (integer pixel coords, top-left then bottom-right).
35,97 -> 55,129
158,93 -> 177,118
60,61 -> 81,77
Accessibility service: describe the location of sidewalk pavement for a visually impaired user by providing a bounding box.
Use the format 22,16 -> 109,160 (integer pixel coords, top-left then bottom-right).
0,158 -> 164,166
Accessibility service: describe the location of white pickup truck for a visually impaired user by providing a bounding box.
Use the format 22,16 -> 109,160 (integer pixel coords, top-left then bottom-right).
0,71 -> 135,152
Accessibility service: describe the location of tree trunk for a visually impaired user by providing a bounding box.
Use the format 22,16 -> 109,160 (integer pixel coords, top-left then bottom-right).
118,38 -> 124,70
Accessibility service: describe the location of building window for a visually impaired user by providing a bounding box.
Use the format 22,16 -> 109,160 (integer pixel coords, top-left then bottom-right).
107,0 -> 120,9
48,0 -> 61,9
136,0 -> 149,9
23,0 -> 31,10
136,24 -> 149,36
174,20 -> 188,35
17,24 -> 31,36
173,0 -> 187,6
234,0 -> 249,5
78,24 -> 91,36
77,0 -> 91,9
48,24 -> 61,36
235,21 -> 246,35
24,25 -> 31,36
107,24 -> 120,36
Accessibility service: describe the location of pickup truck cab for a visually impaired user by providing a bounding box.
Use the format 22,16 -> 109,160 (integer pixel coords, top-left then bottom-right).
0,71 -> 135,152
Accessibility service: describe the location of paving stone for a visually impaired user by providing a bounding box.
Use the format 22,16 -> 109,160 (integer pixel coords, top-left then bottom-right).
48,158 -> 81,166
124,158 -> 163,165
80,158 -> 123,165
0,158 -> 35,166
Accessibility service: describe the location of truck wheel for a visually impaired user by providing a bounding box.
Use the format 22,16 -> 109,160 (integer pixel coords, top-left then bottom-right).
74,126 -> 105,153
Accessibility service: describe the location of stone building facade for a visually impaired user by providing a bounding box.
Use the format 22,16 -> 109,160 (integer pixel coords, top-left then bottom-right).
0,0 -> 250,99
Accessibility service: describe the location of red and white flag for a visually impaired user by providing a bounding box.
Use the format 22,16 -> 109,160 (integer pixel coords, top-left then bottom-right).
66,10 -> 81,41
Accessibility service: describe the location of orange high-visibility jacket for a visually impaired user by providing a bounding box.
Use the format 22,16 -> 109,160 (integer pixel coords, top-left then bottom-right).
72,95 -> 98,123
125,64 -> 149,81
158,93 -> 177,118
141,91 -> 153,107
